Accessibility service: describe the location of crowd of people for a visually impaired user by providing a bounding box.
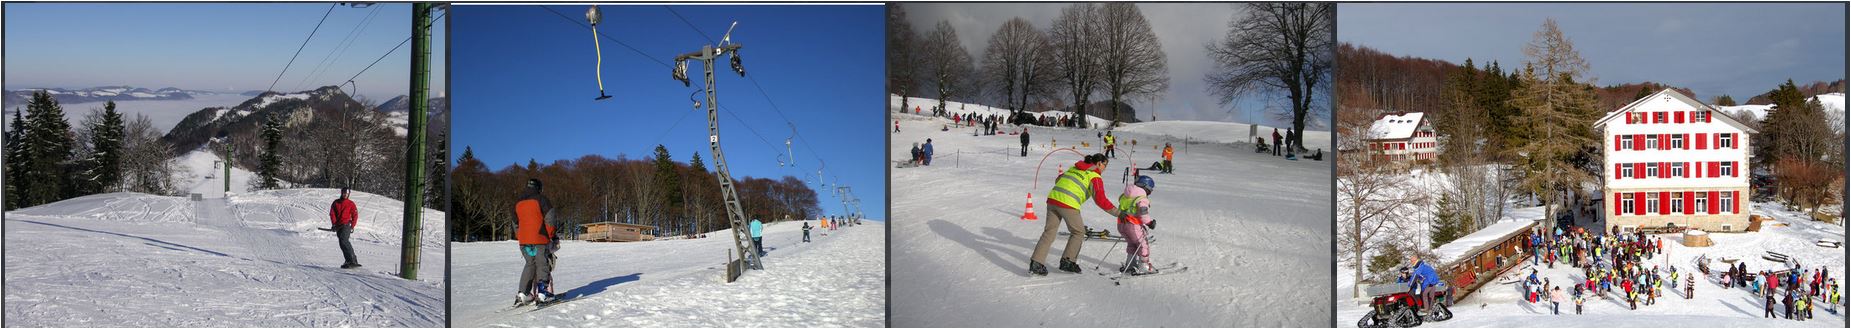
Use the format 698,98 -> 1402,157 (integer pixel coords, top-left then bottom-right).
1509,224 -> 1842,320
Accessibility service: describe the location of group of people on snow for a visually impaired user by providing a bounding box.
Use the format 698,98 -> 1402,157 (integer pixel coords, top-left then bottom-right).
1506,224 -> 1842,320
1028,153 -> 1162,277
908,139 -> 935,167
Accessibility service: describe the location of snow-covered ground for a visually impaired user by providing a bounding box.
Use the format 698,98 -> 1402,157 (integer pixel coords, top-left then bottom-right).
1336,193 -> 1847,328
173,148 -> 258,197
889,98 -> 1333,327
893,95 -> 1332,150
3,182 -> 446,326
451,220 -> 886,327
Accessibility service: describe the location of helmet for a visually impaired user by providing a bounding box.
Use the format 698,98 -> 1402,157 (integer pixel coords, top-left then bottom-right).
1135,175 -> 1155,193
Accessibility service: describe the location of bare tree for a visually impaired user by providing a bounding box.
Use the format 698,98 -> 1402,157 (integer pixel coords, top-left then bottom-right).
1207,3 -> 1333,149
982,17 -> 1036,111
1096,3 -> 1169,125
1337,105 -> 1426,298
119,113 -> 178,195
1050,3 -> 1102,126
889,5 -> 921,114
920,20 -> 976,113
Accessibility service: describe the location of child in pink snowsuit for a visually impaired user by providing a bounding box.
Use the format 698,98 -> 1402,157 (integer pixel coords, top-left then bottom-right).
1117,176 -> 1156,274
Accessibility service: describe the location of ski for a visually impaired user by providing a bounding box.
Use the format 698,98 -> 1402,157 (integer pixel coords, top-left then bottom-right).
1103,262 -> 1188,284
517,296 -> 578,314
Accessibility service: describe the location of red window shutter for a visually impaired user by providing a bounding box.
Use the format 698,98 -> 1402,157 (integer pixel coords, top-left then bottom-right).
1732,133 -> 1739,149
1615,136 -> 1621,150
1615,163 -> 1623,179
1615,193 -> 1623,215
1684,191 -> 1694,215
1665,191 -> 1680,214
1732,161 -> 1739,177
1675,111 -> 1684,123
1705,112 -> 1712,123
1660,134 -> 1669,149
1634,135 -> 1644,150
1709,191 -> 1719,214
1635,192 -> 1646,215
1635,163 -> 1645,178
1661,162 -> 1670,178
1697,133 -> 1707,149
1732,191 -> 1740,214
1684,134 -> 1692,149
1708,162 -> 1717,177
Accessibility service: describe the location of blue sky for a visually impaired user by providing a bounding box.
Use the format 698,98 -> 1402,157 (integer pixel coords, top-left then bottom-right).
1340,3 -> 1846,101
5,3 -> 445,101
899,3 -> 1331,130
450,4 -> 886,220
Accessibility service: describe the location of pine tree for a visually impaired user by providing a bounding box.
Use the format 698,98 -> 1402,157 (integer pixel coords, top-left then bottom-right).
1713,94 -> 1737,106
1507,19 -> 1602,235
258,114 -> 284,189
78,101 -> 126,194
19,90 -> 75,207
653,145 -> 683,224
1431,194 -> 1473,248
689,152 -> 707,173
4,108 -> 23,210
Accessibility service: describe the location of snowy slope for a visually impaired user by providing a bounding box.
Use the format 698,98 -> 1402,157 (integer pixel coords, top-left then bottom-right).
891,95 -> 1331,151
451,221 -> 885,327
173,148 -> 258,197
3,185 -> 447,327
1334,198 -> 1846,327
889,105 -> 1333,327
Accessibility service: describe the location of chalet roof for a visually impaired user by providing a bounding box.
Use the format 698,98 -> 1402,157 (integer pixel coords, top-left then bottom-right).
579,221 -> 658,229
1592,88 -> 1760,134
1366,112 -> 1426,140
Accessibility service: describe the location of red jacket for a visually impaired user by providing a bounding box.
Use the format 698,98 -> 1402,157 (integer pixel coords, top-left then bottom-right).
330,198 -> 358,227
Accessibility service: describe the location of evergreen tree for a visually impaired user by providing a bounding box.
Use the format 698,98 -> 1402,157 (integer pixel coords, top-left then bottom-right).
653,145 -> 683,223
1632,84 -> 1655,101
259,114 -> 285,189
19,90 -> 75,207
1507,19 -> 1602,235
4,108 -> 23,210
78,101 -> 126,195
689,152 -> 707,173
1430,194 -> 1473,248
1759,79 -> 1833,168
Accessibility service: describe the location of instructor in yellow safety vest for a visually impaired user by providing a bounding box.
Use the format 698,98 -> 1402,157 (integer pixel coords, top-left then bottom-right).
1029,153 -> 1119,276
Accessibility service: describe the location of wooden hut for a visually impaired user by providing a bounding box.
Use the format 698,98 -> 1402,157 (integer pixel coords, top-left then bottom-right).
1430,218 -> 1540,300
579,222 -> 658,242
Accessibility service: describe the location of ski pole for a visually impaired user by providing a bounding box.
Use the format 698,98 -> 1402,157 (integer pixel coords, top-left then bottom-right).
1094,235 -> 1123,272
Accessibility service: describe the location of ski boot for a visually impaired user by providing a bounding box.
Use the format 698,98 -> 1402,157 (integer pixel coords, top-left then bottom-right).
1029,260 -> 1049,276
1059,258 -> 1082,274
514,293 -> 534,306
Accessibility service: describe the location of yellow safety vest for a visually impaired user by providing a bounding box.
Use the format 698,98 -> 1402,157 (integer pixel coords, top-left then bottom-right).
1116,194 -> 1147,225
1104,135 -> 1116,146
1049,166 -> 1099,209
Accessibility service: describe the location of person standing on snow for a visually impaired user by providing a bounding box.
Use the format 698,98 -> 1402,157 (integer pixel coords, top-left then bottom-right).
1116,175 -> 1158,275
1103,131 -> 1117,159
894,120 -> 901,133
329,187 -> 361,269
750,218 -> 765,257
922,139 -> 935,166
1029,153 -> 1119,276
802,221 -> 812,243
1020,129 -> 1031,157
513,179 -> 558,305
1271,128 -> 1282,156
1160,143 -> 1174,174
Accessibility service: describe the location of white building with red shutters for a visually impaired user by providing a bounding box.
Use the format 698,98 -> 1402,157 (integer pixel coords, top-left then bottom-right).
1364,112 -> 1438,163
1594,89 -> 1757,232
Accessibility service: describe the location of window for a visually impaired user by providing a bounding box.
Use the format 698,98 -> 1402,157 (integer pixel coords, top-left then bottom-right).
1721,192 -> 1734,213
1720,133 -> 1735,148
1621,164 -> 1634,178
1622,194 -> 1635,215
1695,196 -> 1708,214
1646,163 -> 1659,177
1671,162 -> 1685,177
1646,135 -> 1658,149
1671,193 -> 1684,213
1620,135 -> 1634,150
1721,162 -> 1735,177
1646,192 -> 1659,214
1655,112 -> 1666,123
1671,134 -> 1684,149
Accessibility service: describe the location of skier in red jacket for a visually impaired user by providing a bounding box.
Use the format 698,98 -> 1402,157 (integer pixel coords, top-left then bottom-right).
329,188 -> 361,269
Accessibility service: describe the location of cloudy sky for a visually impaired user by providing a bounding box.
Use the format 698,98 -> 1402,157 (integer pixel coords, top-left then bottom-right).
1341,3 -> 1846,101
900,3 -> 1330,129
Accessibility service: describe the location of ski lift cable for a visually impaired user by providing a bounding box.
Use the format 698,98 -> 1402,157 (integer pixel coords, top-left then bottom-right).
335,10 -> 445,91
663,6 -> 717,46
538,5 -> 672,69
267,3 -> 338,93
296,5 -> 384,92
661,11 -> 826,170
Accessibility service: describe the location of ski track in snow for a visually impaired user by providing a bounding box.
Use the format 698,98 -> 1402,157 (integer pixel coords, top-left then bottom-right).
888,102 -> 1333,327
453,221 -> 886,327
4,181 -> 446,326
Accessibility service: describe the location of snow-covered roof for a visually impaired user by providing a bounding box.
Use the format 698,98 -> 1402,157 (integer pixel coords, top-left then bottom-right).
1431,218 -> 1539,266
1366,112 -> 1425,140
1593,89 -> 1759,134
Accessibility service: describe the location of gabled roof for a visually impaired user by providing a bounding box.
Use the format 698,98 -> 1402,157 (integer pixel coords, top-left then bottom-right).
1366,112 -> 1426,140
1592,88 -> 1760,134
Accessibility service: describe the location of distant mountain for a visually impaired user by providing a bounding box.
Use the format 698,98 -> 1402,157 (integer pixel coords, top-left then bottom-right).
1744,79 -> 1847,105
3,86 -> 224,105
163,86 -> 373,155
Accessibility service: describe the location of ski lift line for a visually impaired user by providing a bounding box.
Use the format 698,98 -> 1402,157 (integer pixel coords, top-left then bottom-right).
296,5 -> 384,92
267,3 -> 338,93
336,10 -> 445,92
662,6 -> 717,45
538,5 -> 673,69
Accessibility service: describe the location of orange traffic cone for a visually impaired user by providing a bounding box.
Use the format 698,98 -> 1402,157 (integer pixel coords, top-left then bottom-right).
1022,193 -> 1039,220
